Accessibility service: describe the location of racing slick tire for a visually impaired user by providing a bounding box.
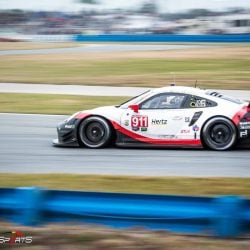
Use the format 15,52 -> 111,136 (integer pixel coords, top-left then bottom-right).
78,116 -> 113,148
202,117 -> 237,151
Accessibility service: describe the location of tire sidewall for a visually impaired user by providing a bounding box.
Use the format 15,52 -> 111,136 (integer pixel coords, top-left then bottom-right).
202,117 -> 237,151
78,116 -> 112,148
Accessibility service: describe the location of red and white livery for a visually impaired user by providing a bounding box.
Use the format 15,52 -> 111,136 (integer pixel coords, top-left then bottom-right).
53,86 -> 250,151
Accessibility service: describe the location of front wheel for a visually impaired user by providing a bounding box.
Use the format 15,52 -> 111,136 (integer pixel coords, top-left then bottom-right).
202,117 -> 237,151
78,116 -> 113,148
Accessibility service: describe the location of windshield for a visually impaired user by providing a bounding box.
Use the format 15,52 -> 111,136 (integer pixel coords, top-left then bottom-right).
118,90 -> 151,108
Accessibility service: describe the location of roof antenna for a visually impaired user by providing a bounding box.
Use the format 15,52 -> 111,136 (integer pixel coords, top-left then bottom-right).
170,72 -> 176,86
195,80 -> 197,88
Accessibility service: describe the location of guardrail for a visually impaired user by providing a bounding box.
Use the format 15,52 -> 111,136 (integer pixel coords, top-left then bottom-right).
2,34 -> 250,43
0,187 -> 249,238
74,34 -> 250,43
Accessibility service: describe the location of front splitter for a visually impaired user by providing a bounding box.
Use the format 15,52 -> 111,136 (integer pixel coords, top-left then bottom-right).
52,139 -> 79,147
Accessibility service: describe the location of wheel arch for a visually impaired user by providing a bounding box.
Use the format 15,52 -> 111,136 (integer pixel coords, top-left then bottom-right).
76,114 -> 116,146
200,115 -> 237,150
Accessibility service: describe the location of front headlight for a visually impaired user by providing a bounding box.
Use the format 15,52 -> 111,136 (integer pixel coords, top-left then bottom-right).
64,112 -> 80,123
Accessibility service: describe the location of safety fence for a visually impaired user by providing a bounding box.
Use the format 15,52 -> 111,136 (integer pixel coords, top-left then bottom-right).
74,34 -> 250,43
0,187 -> 249,238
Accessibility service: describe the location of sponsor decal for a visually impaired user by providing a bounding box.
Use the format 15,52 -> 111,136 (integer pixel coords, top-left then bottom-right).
190,98 -> 206,108
124,120 -> 129,126
173,116 -> 182,121
65,124 -> 75,129
239,121 -> 250,130
192,125 -> 200,139
181,129 -> 191,134
151,119 -> 168,125
132,127 -> 140,131
141,127 -> 148,132
158,135 -> 177,139
192,125 -> 200,132
240,130 -> 248,138
131,115 -> 148,128
0,231 -> 32,245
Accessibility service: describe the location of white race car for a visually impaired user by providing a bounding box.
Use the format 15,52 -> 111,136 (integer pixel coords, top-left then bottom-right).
53,86 -> 250,151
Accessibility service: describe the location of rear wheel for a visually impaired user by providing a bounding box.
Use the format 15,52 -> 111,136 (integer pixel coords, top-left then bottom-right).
202,117 -> 237,151
78,116 -> 113,148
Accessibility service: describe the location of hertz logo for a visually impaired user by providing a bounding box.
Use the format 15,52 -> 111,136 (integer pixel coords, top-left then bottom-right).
151,119 -> 168,125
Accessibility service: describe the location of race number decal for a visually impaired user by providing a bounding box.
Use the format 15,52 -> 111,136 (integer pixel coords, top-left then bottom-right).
131,115 -> 148,128
190,97 -> 207,108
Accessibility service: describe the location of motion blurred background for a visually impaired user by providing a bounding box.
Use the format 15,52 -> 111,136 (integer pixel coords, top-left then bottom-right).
1,0 -> 250,89
1,0 -> 250,37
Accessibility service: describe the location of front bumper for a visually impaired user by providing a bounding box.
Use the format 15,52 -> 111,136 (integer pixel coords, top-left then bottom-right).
53,118 -> 80,147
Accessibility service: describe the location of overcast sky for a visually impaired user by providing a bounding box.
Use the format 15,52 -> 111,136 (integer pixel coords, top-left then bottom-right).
0,0 -> 250,13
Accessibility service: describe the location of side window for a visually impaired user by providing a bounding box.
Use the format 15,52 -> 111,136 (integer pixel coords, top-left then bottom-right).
140,93 -> 186,109
184,95 -> 217,108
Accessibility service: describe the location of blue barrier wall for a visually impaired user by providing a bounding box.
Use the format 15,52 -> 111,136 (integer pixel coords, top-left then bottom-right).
74,34 -> 250,43
0,187 -> 250,238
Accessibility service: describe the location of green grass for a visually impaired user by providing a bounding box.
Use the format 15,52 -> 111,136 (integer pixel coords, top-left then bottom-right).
0,93 -> 129,114
1,57 -> 250,89
0,174 -> 249,196
12,58 -> 237,76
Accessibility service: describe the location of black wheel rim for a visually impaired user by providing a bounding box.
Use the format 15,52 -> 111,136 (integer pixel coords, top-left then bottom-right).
85,122 -> 105,143
209,123 -> 231,145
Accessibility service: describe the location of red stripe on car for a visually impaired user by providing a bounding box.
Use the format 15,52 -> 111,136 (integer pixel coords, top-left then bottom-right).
232,106 -> 248,125
74,113 -> 90,119
111,121 -> 201,146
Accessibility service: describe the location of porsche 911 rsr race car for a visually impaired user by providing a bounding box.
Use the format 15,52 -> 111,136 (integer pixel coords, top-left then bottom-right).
53,86 -> 250,151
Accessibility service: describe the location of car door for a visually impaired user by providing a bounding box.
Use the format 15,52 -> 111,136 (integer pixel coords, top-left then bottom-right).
120,93 -> 188,140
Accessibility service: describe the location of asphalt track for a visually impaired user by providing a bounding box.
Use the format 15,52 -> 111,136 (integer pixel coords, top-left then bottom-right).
0,113 -> 249,177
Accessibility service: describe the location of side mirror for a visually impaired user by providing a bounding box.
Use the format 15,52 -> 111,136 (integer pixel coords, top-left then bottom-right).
128,104 -> 139,113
